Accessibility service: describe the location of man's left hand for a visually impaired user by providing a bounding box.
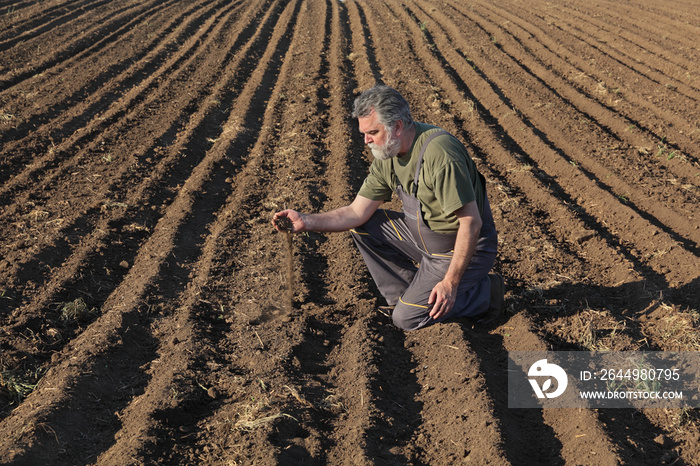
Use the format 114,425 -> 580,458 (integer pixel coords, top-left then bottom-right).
428,280 -> 458,320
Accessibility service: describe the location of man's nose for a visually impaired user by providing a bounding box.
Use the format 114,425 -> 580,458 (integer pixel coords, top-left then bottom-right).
364,134 -> 372,145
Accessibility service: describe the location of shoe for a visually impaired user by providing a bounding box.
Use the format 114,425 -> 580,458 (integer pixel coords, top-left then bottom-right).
477,273 -> 505,324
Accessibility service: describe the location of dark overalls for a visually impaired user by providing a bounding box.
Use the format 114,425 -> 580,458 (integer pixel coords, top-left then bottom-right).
351,131 -> 498,330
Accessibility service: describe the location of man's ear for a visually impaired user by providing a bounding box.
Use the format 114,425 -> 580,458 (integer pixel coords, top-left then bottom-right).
394,120 -> 404,136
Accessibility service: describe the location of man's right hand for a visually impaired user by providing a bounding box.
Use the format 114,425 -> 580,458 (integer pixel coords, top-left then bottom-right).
272,210 -> 306,233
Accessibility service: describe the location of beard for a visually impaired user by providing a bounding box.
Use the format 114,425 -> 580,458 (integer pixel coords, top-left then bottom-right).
369,127 -> 401,160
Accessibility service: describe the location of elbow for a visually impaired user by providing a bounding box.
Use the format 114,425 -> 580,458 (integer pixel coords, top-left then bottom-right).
471,216 -> 483,237
455,201 -> 482,238
464,217 -> 481,243
359,209 -> 377,227
349,198 -> 381,228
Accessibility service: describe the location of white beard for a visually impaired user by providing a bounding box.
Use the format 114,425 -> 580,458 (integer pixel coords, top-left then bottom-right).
369,128 -> 401,160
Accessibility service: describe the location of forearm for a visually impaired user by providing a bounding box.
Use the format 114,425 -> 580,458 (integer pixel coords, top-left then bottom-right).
273,195 -> 382,234
302,205 -> 366,232
443,219 -> 480,285
443,200 -> 483,286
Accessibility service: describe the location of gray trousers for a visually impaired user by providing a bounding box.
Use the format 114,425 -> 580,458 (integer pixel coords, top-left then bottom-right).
350,209 -> 498,331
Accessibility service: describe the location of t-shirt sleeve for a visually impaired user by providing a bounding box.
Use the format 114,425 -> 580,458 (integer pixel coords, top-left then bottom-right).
432,146 -> 476,215
358,161 -> 393,202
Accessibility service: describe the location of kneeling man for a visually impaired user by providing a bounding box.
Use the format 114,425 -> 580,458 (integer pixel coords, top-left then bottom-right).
273,85 -> 503,330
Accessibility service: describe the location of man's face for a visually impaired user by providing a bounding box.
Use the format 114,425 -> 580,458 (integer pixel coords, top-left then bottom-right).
358,110 -> 400,160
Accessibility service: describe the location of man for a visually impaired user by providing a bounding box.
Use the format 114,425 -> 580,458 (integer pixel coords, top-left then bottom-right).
272,85 -> 503,330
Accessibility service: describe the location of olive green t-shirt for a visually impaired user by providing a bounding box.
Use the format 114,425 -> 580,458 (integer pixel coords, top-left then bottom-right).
358,123 -> 484,233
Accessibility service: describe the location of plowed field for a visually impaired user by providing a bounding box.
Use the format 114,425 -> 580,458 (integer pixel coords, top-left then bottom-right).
1,0 -> 699,464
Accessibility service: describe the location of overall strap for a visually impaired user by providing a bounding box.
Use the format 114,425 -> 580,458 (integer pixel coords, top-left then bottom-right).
412,130 -> 450,196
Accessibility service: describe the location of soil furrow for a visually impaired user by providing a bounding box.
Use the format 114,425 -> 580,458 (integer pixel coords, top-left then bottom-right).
0,0 -> 93,39
0,0 -> 304,459
363,1 -> 603,462
404,323 -> 513,464
354,5 -> 556,461
367,0 -> 688,333
0,0 -> 289,330
0,0 -> 282,330
314,0 -> 375,306
143,1 -> 352,460
473,152 -> 667,459
0,0 -> 285,416
367,0 -> 620,285
417,1 -> 700,256
319,3 -> 448,461
0,0 -> 278,256
0,0 -> 113,52
0,0 -> 170,90
0,0 -> 40,20
154,0 -> 400,460
399,0 -> 697,289
468,0 -> 700,182
273,0 -> 392,460
252,0 -> 421,461
224,0 -> 378,459
0,0 -> 224,152
610,0 -> 700,23
0,0 -> 274,203
96,0 -> 309,460
553,0 -> 700,84
400,0 -> 700,461
531,7 -> 700,159
594,0 -> 700,53
454,137 -> 661,464
354,3 -> 692,461
344,0 -> 383,86
325,315 -> 396,464
469,315 -> 628,464
536,3 -> 700,115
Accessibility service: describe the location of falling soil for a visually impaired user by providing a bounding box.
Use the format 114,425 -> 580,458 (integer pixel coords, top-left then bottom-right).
273,215 -> 295,313
0,0 -> 699,464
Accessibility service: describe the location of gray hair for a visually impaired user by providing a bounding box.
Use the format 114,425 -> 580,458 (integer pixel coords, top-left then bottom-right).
352,85 -> 413,129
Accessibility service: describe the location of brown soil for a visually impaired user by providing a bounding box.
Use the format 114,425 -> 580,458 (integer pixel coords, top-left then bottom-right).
1,0 -> 699,464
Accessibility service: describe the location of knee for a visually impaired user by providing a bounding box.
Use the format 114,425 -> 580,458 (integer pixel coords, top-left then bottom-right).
391,304 -> 426,331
